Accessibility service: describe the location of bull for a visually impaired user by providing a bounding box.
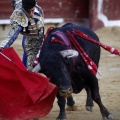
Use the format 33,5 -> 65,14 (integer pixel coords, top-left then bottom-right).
33,23 -> 114,120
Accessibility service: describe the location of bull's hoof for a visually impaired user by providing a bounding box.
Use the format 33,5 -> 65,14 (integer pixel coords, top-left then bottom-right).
85,98 -> 94,112
85,106 -> 93,112
56,112 -> 66,120
66,105 -> 78,111
103,114 -> 113,120
56,118 -> 67,120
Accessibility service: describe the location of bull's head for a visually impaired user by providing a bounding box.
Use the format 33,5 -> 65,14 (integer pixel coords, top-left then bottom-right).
36,49 -> 78,98
53,63 -> 73,98
55,49 -> 78,97
32,63 -> 73,97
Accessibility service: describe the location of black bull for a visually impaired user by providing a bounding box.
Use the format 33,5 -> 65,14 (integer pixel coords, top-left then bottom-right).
38,23 -> 113,120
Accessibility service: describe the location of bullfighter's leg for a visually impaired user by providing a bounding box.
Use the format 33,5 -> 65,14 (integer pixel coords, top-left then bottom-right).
88,75 -> 113,120
24,37 -> 40,71
56,94 -> 66,120
66,95 -> 78,111
85,86 -> 94,112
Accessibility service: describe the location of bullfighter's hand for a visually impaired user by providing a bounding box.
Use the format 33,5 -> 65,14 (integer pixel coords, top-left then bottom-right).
0,47 -> 3,52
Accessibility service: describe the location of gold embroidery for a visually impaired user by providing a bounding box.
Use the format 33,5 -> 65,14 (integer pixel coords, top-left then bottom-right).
10,9 -> 28,27
24,37 -> 41,71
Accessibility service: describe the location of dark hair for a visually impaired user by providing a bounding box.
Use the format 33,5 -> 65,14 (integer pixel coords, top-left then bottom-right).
11,0 -> 15,9
22,0 -> 36,10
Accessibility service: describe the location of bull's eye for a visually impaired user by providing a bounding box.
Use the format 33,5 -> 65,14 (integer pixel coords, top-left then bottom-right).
59,85 -> 64,89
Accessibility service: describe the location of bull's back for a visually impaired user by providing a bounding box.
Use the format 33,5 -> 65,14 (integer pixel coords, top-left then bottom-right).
61,23 -> 101,66
41,23 -> 100,66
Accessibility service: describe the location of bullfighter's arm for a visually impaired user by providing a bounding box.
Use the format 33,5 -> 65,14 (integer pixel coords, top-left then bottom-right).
0,25 -> 22,49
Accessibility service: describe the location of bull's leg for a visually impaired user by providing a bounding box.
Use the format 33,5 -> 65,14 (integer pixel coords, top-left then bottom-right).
66,95 -> 78,111
85,86 -> 94,112
66,87 -> 93,112
91,89 -> 113,120
89,76 -> 113,120
56,94 -> 66,120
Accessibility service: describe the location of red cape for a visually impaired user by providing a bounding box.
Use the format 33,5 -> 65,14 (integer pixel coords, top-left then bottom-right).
0,47 -> 57,120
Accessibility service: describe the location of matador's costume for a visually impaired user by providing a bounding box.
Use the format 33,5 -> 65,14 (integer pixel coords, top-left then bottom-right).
0,0 -> 44,71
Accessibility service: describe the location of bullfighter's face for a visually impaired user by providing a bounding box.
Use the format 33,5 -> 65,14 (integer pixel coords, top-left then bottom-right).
25,7 -> 35,18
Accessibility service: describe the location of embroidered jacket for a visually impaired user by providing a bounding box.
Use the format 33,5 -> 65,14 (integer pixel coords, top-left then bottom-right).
0,2 -> 44,48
